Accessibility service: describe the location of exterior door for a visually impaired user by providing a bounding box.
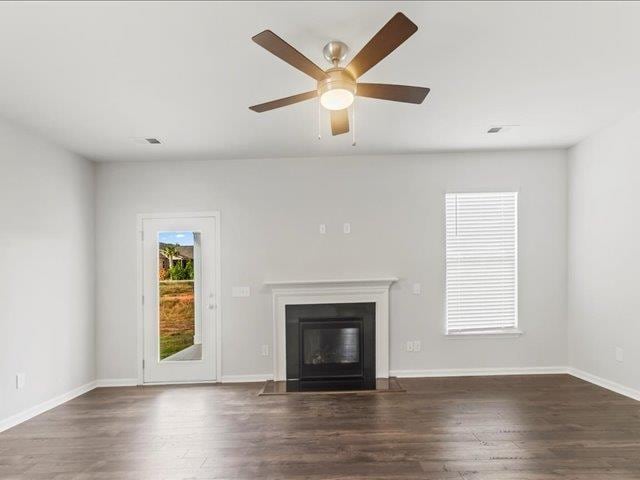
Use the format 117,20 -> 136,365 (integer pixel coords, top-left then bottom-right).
142,215 -> 217,383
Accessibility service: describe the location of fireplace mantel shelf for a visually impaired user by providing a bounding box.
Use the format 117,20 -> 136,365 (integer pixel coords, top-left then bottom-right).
264,278 -> 399,289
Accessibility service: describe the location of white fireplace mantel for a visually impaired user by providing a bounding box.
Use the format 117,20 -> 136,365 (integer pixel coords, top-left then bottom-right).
264,277 -> 398,381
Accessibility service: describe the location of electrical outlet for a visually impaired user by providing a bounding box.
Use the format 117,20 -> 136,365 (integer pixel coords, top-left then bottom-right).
616,347 -> 624,362
319,224 -> 326,234
232,286 -> 250,297
261,345 -> 270,356
406,341 -> 414,352
16,373 -> 25,390
412,283 -> 422,295
343,223 -> 351,234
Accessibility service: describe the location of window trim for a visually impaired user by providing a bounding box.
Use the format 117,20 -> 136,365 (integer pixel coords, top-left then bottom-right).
444,191 -> 519,337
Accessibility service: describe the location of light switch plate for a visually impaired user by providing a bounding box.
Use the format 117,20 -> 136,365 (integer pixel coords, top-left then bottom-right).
232,286 -> 250,297
261,345 -> 270,356
343,223 -> 351,234
319,224 -> 326,234
412,283 -> 422,295
16,373 -> 25,390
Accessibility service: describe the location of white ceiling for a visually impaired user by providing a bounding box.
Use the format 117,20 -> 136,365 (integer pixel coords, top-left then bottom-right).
1,1 -> 640,162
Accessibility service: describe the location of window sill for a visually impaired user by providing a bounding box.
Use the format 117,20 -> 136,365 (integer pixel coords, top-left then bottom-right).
445,329 -> 524,339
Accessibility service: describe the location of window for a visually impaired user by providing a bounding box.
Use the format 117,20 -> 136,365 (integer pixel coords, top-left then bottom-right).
445,192 -> 518,334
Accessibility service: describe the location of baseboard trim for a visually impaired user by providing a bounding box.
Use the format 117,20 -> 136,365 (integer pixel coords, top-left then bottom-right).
142,380 -> 219,386
390,366 -> 568,378
220,374 -> 274,383
96,375 -> 275,386
95,378 -> 138,387
0,380 -> 97,433
567,367 -> 640,402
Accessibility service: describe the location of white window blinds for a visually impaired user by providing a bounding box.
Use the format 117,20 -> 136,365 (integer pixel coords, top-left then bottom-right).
445,192 -> 518,333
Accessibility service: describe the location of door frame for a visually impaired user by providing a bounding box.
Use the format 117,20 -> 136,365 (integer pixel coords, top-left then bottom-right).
136,211 -> 221,385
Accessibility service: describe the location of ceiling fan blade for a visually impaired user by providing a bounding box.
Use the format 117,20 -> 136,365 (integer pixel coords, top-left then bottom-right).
346,13 -> 418,79
330,109 -> 349,136
357,83 -> 430,104
249,91 -> 317,113
252,30 -> 328,81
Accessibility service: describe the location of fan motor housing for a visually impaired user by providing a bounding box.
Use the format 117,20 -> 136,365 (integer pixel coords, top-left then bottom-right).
317,68 -> 357,98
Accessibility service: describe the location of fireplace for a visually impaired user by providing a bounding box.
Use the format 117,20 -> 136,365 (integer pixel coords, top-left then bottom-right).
286,303 -> 375,391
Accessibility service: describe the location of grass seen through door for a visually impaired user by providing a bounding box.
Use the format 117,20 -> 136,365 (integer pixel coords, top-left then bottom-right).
159,281 -> 195,359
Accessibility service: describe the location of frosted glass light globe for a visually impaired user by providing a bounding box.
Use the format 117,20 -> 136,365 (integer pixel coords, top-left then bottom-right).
320,88 -> 354,111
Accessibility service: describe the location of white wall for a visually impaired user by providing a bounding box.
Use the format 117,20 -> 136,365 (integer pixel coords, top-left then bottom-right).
0,119 -> 95,425
2,98 -> 638,420
96,149 -> 567,380
568,111 -> 640,392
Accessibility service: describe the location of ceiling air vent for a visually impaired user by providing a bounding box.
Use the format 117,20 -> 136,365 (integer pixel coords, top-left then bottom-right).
487,125 -> 520,134
131,137 -> 163,145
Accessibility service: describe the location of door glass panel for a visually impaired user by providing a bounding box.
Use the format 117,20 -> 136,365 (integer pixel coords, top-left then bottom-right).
158,231 -> 202,361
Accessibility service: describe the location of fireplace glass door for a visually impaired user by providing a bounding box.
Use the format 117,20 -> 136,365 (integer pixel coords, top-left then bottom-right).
299,318 -> 364,380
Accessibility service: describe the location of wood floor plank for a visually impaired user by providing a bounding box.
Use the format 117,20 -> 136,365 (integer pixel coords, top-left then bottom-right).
0,375 -> 639,479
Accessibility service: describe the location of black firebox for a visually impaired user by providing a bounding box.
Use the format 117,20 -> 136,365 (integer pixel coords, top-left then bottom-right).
285,303 -> 375,391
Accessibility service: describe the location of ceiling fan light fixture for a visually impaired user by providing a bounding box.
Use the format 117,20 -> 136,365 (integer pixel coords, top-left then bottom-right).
320,88 -> 354,110
317,68 -> 356,111
249,13 -> 429,137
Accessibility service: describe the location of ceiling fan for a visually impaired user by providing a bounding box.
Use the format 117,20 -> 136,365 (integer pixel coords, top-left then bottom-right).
249,12 -> 430,137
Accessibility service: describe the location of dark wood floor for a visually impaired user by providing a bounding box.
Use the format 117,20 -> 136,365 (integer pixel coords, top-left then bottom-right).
1,375 -> 640,479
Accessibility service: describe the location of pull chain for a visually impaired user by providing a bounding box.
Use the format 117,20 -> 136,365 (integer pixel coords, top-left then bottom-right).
317,97 -> 322,140
352,97 -> 356,146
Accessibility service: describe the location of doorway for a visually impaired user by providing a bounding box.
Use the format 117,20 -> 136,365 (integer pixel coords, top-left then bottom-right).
139,213 -> 219,384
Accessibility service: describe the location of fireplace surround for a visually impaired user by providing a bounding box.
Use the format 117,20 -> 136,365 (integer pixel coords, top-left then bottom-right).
265,278 -> 397,388
286,303 -> 376,390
